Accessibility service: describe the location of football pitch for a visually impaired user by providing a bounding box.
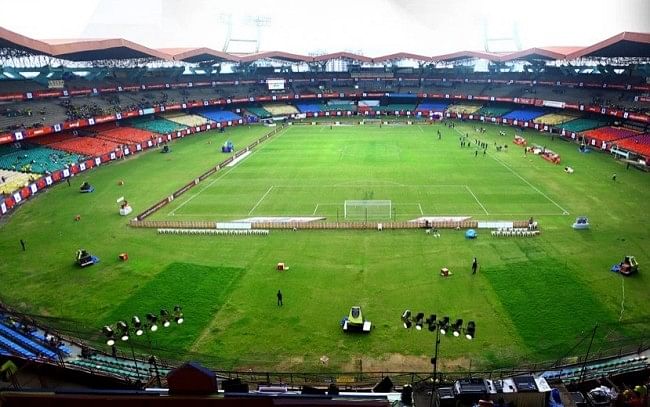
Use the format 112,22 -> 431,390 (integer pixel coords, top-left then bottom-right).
159,125 -> 567,220
0,121 -> 648,372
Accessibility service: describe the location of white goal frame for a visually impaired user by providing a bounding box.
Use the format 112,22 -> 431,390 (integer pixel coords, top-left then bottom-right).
344,200 -> 392,220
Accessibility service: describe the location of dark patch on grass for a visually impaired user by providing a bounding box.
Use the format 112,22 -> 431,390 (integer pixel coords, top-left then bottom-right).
483,259 -> 618,357
104,262 -> 243,353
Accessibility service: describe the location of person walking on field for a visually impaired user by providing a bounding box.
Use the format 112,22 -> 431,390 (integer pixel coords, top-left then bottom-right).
277,290 -> 283,306
20,239 -> 26,251
472,257 -> 478,274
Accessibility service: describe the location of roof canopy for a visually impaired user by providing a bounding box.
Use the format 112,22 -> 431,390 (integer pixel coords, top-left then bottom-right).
567,32 -> 650,59
0,26 -> 648,64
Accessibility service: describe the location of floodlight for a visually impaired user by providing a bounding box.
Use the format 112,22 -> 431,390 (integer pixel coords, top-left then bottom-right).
453,319 -> 463,337
426,314 -> 437,332
173,305 -> 184,325
116,321 -> 129,341
161,309 -> 171,328
132,316 -> 143,336
415,313 -> 425,330
465,321 -> 476,340
102,326 -> 115,346
146,313 -> 158,331
401,310 -> 412,329
439,316 -> 450,335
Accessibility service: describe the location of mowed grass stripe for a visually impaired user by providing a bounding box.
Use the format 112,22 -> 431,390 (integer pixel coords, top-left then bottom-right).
104,262 -> 243,354
483,259 -> 618,356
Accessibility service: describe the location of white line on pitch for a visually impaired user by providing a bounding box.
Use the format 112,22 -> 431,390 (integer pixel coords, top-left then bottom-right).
312,204 -> 319,215
168,127 -> 289,216
248,186 -> 274,215
490,154 -> 570,215
416,126 -> 424,133
418,203 -> 424,215
465,185 -> 489,215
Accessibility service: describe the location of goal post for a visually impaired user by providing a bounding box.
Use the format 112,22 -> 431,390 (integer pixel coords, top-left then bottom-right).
344,200 -> 392,221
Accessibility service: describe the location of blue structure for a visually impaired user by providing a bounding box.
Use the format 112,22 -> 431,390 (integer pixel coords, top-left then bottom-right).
416,102 -> 450,112
465,229 -> 477,239
502,109 -> 546,121
296,103 -> 323,113
198,108 -> 241,122
222,140 -> 234,153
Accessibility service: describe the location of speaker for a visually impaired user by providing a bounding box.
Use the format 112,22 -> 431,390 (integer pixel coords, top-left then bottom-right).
512,375 -> 538,392
222,378 -> 249,393
373,376 -> 394,393
328,383 -> 339,395
302,385 -> 326,395
401,385 -> 413,406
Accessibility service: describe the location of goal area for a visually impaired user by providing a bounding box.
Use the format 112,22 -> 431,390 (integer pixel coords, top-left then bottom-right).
344,200 -> 392,220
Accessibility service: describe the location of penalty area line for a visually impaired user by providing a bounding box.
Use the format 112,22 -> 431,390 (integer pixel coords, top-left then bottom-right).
465,185 -> 489,215
490,154 -> 570,215
248,186 -> 274,215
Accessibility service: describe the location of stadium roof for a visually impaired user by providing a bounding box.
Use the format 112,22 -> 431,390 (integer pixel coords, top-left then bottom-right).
372,52 -> 431,63
500,47 -> 584,62
0,26 -> 52,55
0,26 -> 649,64
432,51 -> 502,63
42,38 -> 171,61
567,32 -> 650,59
238,51 -> 311,63
160,47 -> 240,63
313,52 -> 373,63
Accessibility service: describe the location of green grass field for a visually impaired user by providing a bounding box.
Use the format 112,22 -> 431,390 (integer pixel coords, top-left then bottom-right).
0,121 -> 648,372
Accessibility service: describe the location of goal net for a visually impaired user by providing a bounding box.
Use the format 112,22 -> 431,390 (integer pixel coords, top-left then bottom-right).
344,200 -> 392,220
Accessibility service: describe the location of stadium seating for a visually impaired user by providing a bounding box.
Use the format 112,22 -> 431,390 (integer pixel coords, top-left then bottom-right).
160,113 -> 209,127
324,101 -> 357,112
375,103 -> 417,113
0,144 -> 82,173
0,170 -> 37,195
476,106 -> 514,117
583,126 -> 639,143
560,118 -> 611,132
0,323 -> 59,360
97,127 -> 157,144
502,109 -> 546,121
615,134 -> 650,157
416,102 -> 450,112
0,333 -> 36,359
69,354 -> 172,380
447,103 -> 483,114
127,116 -> 187,134
246,107 -> 272,118
295,103 -> 325,113
197,109 -> 241,122
533,113 -> 579,125
30,132 -> 79,146
262,104 -> 299,116
47,136 -> 121,156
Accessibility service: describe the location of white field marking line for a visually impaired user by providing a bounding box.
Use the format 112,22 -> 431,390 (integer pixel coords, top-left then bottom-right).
619,278 -> 625,322
312,204 -> 319,215
248,186 -> 274,215
490,153 -> 570,215
168,127 -> 290,216
416,125 -> 424,133
418,203 -> 424,215
465,185 -> 489,215
451,125 -> 568,215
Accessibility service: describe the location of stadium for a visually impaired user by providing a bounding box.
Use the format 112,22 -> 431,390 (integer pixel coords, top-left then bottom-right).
0,0 -> 649,405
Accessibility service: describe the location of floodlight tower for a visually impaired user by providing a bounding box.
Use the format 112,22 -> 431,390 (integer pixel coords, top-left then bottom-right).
221,14 -> 272,54
482,20 -> 522,53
